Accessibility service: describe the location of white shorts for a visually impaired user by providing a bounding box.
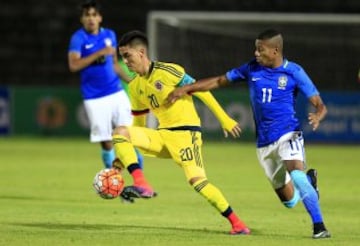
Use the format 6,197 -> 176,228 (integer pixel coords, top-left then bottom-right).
256,131 -> 306,189
84,90 -> 133,142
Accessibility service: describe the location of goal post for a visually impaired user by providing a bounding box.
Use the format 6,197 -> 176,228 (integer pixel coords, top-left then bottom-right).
147,11 -> 360,88
146,11 -> 360,139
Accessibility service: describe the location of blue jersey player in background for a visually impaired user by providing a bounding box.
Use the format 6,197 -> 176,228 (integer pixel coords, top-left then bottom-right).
68,0 -> 143,170
167,29 -> 330,239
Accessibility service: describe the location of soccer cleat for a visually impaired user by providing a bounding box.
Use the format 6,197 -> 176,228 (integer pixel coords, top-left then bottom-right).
121,185 -> 157,199
119,190 -> 135,203
230,223 -> 250,235
230,227 -> 251,235
313,229 -> 331,239
307,168 -> 319,199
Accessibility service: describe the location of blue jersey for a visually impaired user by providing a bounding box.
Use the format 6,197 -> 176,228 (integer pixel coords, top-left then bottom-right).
226,59 -> 319,147
68,27 -> 123,99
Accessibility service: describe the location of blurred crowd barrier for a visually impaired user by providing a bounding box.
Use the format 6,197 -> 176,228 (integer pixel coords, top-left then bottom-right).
1,86 -> 359,143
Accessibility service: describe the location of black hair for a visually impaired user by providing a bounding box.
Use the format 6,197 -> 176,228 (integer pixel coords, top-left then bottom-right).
79,0 -> 101,15
257,29 -> 281,40
118,30 -> 148,48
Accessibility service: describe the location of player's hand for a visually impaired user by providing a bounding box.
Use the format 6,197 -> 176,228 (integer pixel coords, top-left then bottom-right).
100,46 -> 115,56
166,87 -> 187,105
308,112 -> 321,131
222,118 -> 242,138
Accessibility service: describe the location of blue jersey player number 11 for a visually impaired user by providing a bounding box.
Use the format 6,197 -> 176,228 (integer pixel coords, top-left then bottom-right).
167,29 -> 331,239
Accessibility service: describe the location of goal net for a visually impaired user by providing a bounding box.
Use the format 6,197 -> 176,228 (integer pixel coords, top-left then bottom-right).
147,12 -> 360,90
146,12 -> 360,140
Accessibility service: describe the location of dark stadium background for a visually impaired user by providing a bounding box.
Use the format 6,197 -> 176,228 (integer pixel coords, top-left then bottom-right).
0,0 -> 359,142
1,0 -> 359,88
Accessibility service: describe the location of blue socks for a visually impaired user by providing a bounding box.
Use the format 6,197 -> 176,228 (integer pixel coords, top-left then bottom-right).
135,148 -> 144,169
290,170 -> 323,223
102,148 -> 144,169
283,189 -> 300,208
101,149 -> 116,168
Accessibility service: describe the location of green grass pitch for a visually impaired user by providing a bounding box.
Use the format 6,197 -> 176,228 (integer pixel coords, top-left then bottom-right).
0,137 -> 359,245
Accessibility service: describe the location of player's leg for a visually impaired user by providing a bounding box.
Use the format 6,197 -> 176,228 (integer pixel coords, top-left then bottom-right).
112,126 -> 153,197
135,148 -> 144,169
280,132 -> 330,239
100,141 -> 116,168
167,130 -> 250,235
306,168 -> 319,198
83,96 -> 116,168
112,91 -> 145,169
257,140 -> 301,208
274,177 -> 301,208
285,160 -> 330,238
188,173 -> 250,235
112,126 -> 170,198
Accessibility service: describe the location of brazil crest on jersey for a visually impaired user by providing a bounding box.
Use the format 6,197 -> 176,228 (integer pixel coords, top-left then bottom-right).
128,61 -> 201,129
226,59 -> 319,147
68,27 -> 122,99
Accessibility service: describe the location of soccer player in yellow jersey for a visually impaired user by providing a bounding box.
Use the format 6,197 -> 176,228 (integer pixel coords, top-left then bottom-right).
112,30 -> 250,235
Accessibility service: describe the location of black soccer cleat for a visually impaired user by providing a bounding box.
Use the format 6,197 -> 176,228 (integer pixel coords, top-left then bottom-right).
313,229 -> 331,239
119,189 -> 135,203
121,186 -> 157,199
307,168 -> 319,199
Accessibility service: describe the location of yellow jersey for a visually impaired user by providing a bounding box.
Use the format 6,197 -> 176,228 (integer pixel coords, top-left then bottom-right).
129,61 -> 201,129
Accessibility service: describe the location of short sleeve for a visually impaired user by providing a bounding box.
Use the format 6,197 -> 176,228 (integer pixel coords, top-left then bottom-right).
68,33 -> 82,53
109,30 -> 117,48
294,67 -> 319,98
226,63 -> 249,83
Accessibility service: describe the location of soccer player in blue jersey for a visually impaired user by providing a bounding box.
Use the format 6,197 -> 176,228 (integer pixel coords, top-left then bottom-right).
67,0 -> 144,169
167,29 -> 331,239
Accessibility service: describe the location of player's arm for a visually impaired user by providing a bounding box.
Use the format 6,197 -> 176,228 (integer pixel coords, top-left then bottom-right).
308,95 -> 327,131
193,91 -> 241,138
113,55 -> 133,83
68,46 -> 115,72
167,75 -> 229,104
128,82 -> 149,127
168,73 -> 240,137
295,67 -> 327,131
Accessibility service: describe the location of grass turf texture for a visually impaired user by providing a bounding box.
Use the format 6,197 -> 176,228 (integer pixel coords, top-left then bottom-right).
0,137 -> 359,245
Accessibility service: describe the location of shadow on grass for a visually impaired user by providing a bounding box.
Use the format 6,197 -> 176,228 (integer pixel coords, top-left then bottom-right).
9,222 -> 234,235
10,222 -> 309,238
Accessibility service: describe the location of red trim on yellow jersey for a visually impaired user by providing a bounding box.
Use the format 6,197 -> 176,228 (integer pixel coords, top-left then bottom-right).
132,109 -> 149,116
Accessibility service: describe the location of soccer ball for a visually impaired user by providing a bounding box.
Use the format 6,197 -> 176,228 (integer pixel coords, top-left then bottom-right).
93,168 -> 125,199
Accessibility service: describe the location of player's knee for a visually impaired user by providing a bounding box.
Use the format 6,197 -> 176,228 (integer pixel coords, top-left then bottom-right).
189,176 -> 204,186
113,126 -> 129,138
189,177 -> 208,192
